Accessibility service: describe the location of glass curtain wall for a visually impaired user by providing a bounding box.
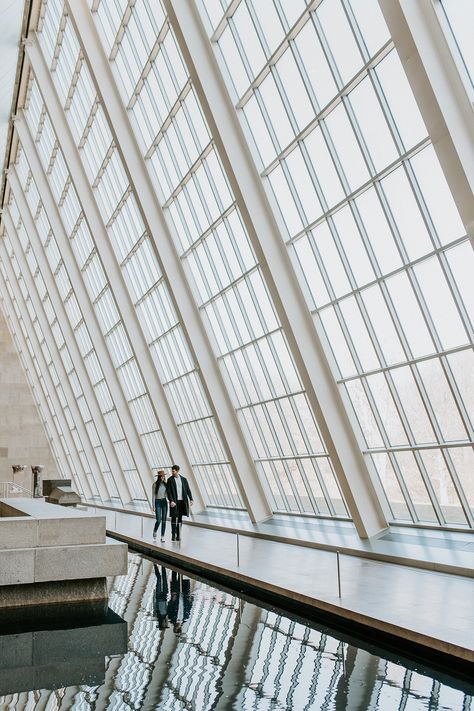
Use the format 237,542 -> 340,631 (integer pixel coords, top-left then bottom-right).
36,0 -> 245,509
90,0 -> 346,517
197,0 -> 474,526
0,0 -> 472,528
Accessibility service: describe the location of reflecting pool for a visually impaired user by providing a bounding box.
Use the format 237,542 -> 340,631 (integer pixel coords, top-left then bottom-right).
0,552 -> 472,710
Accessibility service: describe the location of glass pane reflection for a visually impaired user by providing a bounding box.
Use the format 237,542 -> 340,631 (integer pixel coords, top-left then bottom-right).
0,553 -> 471,710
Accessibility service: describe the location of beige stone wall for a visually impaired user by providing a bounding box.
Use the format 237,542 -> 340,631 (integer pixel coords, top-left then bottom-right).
0,307 -> 57,491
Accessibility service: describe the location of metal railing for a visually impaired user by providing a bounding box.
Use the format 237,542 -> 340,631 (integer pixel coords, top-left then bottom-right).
0,481 -> 33,498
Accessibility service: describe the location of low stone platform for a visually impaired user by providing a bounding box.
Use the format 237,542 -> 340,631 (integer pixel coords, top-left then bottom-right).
0,498 -> 127,607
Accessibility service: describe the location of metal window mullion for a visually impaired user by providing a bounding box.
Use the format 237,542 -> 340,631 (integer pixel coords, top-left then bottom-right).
270,65 -> 305,140
161,140 -> 214,207
126,21 -> 170,109
404,158 -> 473,340
199,298 -> 234,355
198,263 -> 259,310
379,180 -> 473,440
309,233 -> 469,314
288,416 -> 335,515
180,202 -> 237,260
274,457 -> 305,514
251,336 -> 284,402
106,185 -> 132,228
253,85 -> 283,155
243,402 -> 279,462
364,442 -> 473,454
380,273 -> 473,444
411,354 -> 474,525
227,349 -> 257,410
255,452 -> 336,465
231,0 -> 327,107
374,110 -> 470,432
198,230 -> 233,299
327,294 -> 417,522
440,447 -> 474,527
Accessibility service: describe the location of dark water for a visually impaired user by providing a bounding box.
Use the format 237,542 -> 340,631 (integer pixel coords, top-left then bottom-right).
0,552 -> 471,710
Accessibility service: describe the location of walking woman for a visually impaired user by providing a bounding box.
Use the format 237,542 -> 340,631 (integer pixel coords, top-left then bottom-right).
152,470 -> 168,542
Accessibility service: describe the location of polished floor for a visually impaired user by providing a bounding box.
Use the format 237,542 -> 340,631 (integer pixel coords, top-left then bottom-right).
1,553 -> 472,710
96,508 -> 474,663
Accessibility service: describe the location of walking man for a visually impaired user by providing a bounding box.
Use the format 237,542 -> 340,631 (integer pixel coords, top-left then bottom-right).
166,464 -> 193,541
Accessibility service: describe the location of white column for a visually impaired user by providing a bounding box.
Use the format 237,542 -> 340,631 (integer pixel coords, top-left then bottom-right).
8,171 -> 111,502
379,0 -> 474,243
0,231 -> 92,498
64,0 -> 272,522
15,113 -> 133,505
165,0 -> 388,537
26,33 -> 207,510
0,274 -> 68,488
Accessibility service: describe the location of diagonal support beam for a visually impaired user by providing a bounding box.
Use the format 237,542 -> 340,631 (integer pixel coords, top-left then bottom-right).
65,0 -> 272,522
165,0 -> 388,537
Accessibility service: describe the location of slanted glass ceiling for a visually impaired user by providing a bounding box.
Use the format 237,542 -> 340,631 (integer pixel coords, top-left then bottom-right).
198,0 -> 474,526
0,0 -> 472,530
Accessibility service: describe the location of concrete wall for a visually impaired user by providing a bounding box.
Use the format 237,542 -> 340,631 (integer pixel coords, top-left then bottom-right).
0,307 -> 57,489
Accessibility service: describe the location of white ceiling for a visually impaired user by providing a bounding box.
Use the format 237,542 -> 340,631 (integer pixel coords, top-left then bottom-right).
0,0 -> 25,173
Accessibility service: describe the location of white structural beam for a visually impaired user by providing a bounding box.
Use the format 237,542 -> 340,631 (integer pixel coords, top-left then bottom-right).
165,0 -> 388,538
15,112 -> 133,505
0,274 -> 69,487
379,0 -> 474,243
0,227 -> 92,498
26,33 -> 207,511
8,169 -> 111,502
66,0 -> 272,522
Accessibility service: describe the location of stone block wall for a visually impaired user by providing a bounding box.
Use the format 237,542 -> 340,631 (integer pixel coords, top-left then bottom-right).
0,307 -> 57,488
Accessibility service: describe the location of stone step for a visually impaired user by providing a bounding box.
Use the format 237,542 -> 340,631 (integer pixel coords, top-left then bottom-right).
0,538 -> 127,589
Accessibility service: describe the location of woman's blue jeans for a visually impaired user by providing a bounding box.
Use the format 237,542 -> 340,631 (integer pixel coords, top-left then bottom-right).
153,499 -> 168,536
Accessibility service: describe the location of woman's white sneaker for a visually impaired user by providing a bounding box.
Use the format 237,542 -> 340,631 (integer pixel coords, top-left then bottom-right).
160,536 -> 165,542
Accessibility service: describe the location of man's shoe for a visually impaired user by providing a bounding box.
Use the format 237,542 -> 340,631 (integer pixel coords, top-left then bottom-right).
172,535 -> 176,541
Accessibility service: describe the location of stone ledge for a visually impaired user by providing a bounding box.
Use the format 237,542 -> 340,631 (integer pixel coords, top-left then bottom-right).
0,498 -> 106,547
0,539 -> 127,587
